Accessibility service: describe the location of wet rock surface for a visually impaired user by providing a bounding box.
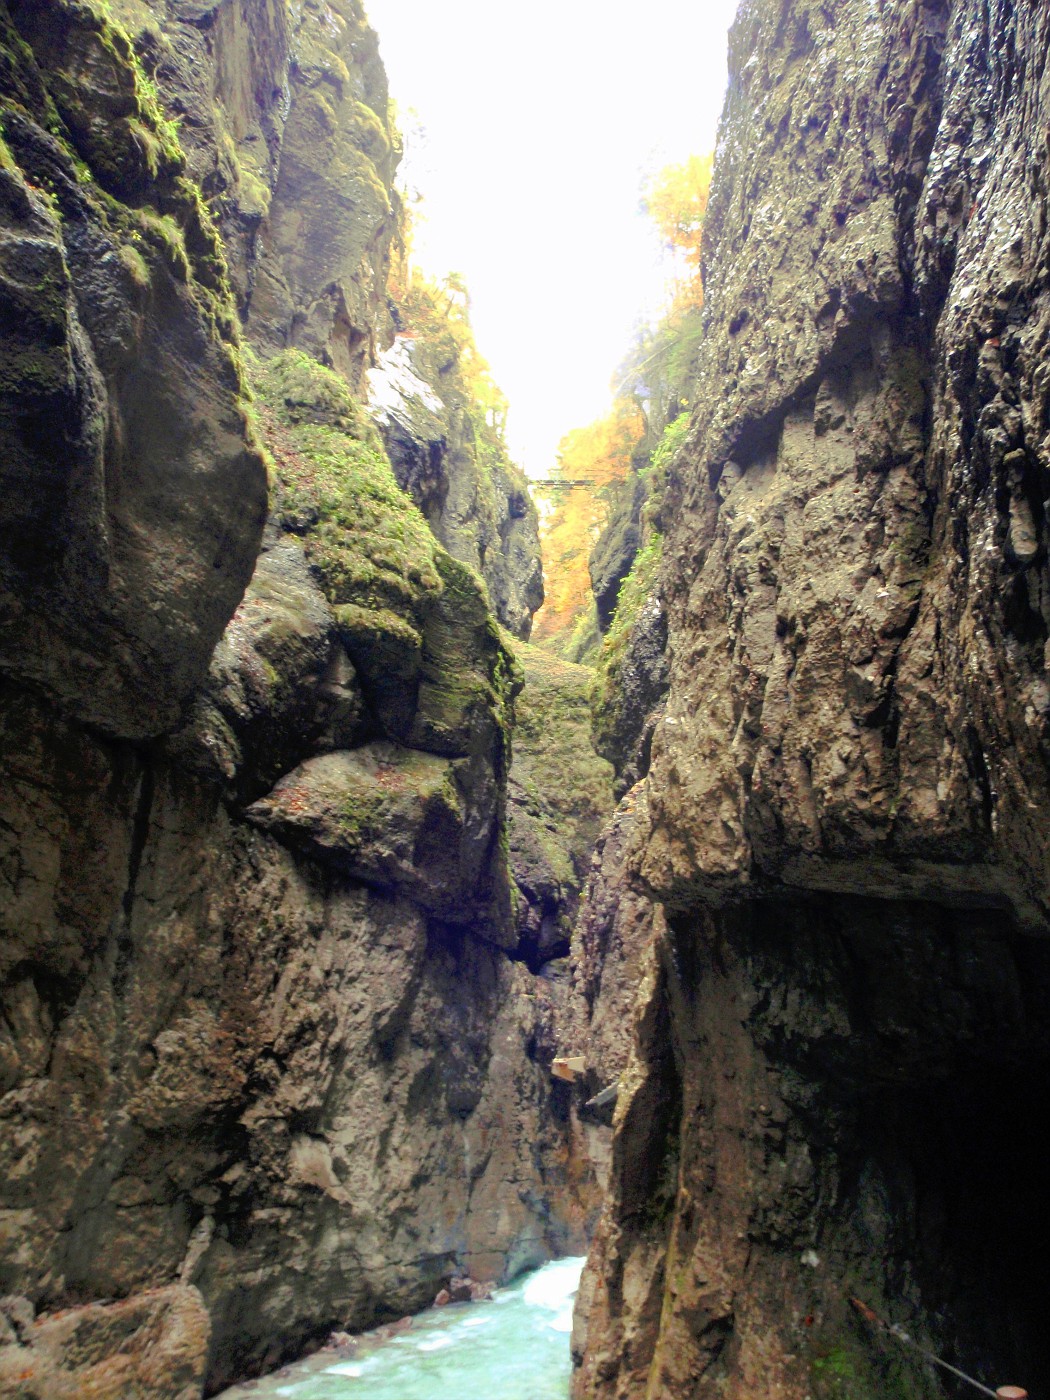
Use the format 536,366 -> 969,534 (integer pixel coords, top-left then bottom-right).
0,0 -> 267,739
0,1 -> 575,1394
574,0 -> 1050,1396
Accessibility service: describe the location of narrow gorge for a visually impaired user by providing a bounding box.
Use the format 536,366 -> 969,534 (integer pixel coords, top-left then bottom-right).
2,1 -> 1049,1398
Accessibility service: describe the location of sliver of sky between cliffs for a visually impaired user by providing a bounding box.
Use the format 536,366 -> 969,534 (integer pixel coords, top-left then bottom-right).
364,0 -> 740,478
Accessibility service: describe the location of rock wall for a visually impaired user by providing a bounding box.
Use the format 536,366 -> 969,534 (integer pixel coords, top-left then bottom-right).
590,471 -> 647,636
0,0 -> 266,738
506,640 -> 615,970
1,2 -> 579,1395
574,1 -> 1050,1396
109,0 -> 400,386
369,335 -> 544,641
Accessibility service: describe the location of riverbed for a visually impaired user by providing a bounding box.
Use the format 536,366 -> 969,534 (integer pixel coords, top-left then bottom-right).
217,1256 -> 585,1400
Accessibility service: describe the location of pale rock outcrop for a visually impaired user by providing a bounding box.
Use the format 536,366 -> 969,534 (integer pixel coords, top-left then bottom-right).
0,1287 -> 209,1400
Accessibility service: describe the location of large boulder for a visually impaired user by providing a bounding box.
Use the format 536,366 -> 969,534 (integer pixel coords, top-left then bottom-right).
246,742 -> 503,930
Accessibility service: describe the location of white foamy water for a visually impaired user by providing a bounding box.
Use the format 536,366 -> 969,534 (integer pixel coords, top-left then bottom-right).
218,1256 -> 586,1400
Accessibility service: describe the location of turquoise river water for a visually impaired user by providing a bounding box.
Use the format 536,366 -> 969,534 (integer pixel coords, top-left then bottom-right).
218,1256 -> 585,1400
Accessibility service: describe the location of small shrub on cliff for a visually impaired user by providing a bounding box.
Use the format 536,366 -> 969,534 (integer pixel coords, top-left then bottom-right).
641,409 -> 690,519
591,534 -> 663,706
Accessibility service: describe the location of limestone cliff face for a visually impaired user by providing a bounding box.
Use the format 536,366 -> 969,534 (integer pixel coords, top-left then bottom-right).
574,1 -> 1050,1396
108,0 -> 399,386
1,3 -> 571,1395
368,335 -> 544,640
0,0 -> 267,738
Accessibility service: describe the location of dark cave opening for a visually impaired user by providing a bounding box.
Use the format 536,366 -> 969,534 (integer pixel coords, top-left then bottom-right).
746,896 -> 1050,1396
879,1060 -> 1050,1394
843,1023 -> 1050,1396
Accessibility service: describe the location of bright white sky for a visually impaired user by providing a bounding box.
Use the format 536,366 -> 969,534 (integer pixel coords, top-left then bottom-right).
363,0 -> 741,477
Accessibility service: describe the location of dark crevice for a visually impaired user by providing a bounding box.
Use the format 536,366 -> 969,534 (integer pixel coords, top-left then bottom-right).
113,764 -> 155,997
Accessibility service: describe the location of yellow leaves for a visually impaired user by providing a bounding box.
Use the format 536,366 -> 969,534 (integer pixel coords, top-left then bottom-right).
644,152 -> 713,263
643,152 -> 713,310
558,398 -> 647,493
394,266 -> 508,429
534,153 -> 713,651
533,398 -> 646,647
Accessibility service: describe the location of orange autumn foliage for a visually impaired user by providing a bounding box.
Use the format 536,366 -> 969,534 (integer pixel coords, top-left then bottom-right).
646,153 -> 722,289
532,398 -> 646,646
534,153 -> 713,653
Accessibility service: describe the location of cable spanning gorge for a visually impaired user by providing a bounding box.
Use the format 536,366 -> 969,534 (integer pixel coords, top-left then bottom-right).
2,0 -> 1050,1397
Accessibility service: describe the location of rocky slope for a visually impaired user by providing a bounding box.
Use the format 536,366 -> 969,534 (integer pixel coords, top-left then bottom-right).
573,1 -> 1050,1396
0,2 -> 597,1394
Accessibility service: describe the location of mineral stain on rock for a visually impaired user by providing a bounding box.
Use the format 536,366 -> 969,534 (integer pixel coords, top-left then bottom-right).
2,0 -> 1050,1397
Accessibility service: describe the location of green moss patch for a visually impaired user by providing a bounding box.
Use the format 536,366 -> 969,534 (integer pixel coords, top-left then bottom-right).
591,533 -> 663,748
254,349 -> 443,621
253,350 -> 520,764
806,1324 -> 937,1400
506,635 -> 615,922
411,552 -> 518,761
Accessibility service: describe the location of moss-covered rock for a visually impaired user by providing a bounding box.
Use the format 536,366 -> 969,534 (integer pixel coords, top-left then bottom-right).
245,741 -> 496,925
0,0 -> 266,739
411,551 -> 519,761
10,0 -> 182,197
166,529 -> 364,801
253,348 -> 443,734
253,348 -> 521,757
506,638 -> 615,967
244,348 -> 521,941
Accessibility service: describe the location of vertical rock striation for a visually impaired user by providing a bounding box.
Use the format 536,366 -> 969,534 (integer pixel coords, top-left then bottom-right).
0,2 -> 581,1395
574,1 -> 1050,1396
